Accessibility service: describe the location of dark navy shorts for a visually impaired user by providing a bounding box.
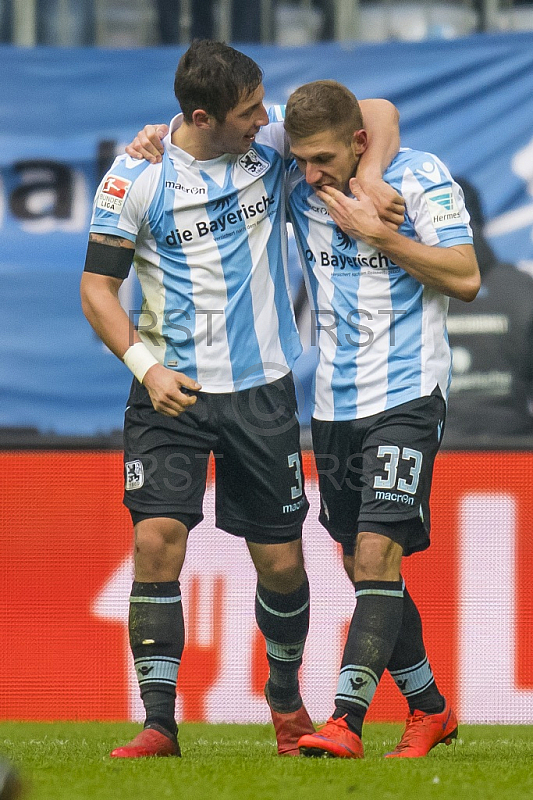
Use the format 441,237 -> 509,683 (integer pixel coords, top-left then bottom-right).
311,390 -> 446,556
123,372 -> 309,543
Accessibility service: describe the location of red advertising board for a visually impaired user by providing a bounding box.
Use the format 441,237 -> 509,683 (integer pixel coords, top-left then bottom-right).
1,451 -> 532,723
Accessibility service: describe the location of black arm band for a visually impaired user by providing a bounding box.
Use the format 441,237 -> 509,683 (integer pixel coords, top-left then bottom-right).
83,241 -> 134,280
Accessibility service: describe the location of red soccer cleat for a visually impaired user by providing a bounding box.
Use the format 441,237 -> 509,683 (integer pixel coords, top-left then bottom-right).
298,715 -> 364,759
265,685 -> 315,756
385,702 -> 458,758
110,727 -> 181,758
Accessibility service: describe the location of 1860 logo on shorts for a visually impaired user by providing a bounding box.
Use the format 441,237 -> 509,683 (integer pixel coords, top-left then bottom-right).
125,460 -> 144,491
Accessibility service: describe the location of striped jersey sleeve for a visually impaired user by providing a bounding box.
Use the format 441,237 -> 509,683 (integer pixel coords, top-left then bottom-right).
90,155 -> 160,242
391,148 -> 473,247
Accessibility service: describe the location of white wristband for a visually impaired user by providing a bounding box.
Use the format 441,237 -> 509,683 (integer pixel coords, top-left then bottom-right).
122,342 -> 159,384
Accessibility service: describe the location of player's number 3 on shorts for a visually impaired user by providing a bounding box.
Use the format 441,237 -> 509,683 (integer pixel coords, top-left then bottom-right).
288,452 -> 303,499
373,446 -> 423,495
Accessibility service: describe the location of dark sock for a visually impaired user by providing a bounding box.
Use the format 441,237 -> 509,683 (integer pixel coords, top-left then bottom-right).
387,584 -> 444,715
255,579 -> 310,712
333,579 -> 404,737
129,580 -> 184,737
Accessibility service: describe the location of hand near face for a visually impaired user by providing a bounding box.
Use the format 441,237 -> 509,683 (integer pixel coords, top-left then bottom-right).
316,180 -> 388,246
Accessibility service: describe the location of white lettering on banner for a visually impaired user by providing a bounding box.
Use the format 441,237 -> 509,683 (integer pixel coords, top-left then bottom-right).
447,314 -> 509,335
93,486 -> 354,723
92,557 -> 144,722
485,136 -> 533,239
20,169 -> 89,234
460,494 -> 533,723
93,488 -> 533,724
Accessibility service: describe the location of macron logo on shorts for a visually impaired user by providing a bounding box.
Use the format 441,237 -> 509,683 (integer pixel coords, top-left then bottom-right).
97,175 -> 132,214
125,460 -> 144,491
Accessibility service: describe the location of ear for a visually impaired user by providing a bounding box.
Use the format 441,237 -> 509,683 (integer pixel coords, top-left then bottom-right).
191,109 -> 213,130
351,128 -> 368,156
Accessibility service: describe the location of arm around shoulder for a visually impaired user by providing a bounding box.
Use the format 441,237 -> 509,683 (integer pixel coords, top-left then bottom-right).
357,99 -> 404,229
358,99 -> 400,179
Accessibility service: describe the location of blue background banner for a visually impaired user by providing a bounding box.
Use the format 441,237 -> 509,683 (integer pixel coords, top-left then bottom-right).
2,34 -> 533,433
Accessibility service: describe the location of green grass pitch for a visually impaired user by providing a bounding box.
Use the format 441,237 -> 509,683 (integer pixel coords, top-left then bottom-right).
1,722 -> 533,800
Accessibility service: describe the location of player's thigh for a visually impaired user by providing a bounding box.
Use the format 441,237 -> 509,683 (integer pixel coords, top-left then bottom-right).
311,417 -> 365,554
123,379 -> 215,527
215,374 -> 309,543
358,391 -> 446,556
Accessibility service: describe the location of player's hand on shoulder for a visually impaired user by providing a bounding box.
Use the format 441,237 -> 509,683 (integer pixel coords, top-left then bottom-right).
125,124 -> 169,164
357,176 -> 405,230
142,363 -> 201,416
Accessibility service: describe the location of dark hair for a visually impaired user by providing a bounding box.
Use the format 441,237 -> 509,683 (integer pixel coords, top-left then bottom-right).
285,80 -> 363,145
174,40 -> 263,123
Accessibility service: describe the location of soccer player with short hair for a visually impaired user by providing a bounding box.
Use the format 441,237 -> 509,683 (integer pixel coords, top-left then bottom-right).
281,80 -> 480,758
81,43 -> 402,759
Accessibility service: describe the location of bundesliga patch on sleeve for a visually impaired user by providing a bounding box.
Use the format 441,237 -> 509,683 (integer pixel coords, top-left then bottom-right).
97,175 -> 132,214
424,187 -> 462,228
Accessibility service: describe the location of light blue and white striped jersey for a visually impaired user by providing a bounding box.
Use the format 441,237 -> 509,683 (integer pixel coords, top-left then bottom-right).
287,147 -> 473,420
89,114 -> 301,393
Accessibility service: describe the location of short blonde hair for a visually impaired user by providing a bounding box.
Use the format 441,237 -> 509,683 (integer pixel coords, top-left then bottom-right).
285,80 -> 363,145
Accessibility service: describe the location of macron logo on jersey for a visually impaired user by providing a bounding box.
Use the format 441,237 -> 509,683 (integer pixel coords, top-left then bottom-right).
97,175 -> 132,214
415,160 -> 442,184
425,187 -> 461,228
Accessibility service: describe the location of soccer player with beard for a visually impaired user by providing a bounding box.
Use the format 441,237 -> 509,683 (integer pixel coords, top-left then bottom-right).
282,81 -> 479,758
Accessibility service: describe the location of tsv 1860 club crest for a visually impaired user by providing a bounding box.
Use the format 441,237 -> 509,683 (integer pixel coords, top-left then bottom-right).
125,460 -> 144,491
238,149 -> 269,177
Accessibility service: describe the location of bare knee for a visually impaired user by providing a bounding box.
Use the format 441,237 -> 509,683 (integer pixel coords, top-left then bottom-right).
248,540 -> 306,593
258,561 -> 306,593
353,531 -> 403,583
134,517 -> 188,582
